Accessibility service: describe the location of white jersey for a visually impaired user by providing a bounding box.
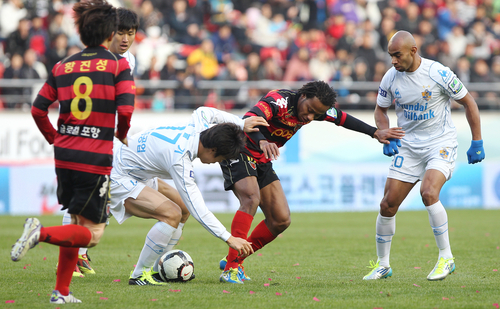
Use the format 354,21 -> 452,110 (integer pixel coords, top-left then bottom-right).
111,107 -> 245,241
377,58 -> 468,148
122,50 -> 136,75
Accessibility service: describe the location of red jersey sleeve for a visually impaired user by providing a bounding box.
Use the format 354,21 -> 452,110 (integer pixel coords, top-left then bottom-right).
115,57 -> 135,140
31,69 -> 59,144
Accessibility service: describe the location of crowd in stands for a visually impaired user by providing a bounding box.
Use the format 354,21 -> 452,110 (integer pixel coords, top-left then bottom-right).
1,0 -> 500,110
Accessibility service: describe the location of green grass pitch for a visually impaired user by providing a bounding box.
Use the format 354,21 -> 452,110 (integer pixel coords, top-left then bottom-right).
1,210 -> 499,308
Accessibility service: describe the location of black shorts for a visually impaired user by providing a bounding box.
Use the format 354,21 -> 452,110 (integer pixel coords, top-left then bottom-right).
220,153 -> 279,191
56,168 -> 110,224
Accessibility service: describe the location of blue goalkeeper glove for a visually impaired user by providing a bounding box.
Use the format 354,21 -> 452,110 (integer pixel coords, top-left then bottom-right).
467,140 -> 485,164
383,138 -> 402,157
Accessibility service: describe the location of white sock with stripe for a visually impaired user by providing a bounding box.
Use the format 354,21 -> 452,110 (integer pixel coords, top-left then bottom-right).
376,214 -> 395,267
426,201 -> 453,259
132,221 -> 175,278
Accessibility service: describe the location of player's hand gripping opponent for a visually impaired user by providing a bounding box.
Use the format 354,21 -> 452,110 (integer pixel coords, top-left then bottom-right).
243,116 -> 269,132
383,138 -> 402,157
226,236 -> 254,258
373,127 -> 405,144
466,140 -> 485,164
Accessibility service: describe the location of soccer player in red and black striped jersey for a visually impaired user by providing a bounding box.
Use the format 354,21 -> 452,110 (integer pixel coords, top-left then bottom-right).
10,1 -> 135,304
218,81 -> 405,283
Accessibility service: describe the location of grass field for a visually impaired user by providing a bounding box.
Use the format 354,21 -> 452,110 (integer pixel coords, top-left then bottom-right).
1,210 -> 500,309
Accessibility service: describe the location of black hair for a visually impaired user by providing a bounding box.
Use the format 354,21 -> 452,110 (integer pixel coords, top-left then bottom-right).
297,80 -> 337,108
117,7 -> 139,32
73,0 -> 117,47
199,123 -> 245,160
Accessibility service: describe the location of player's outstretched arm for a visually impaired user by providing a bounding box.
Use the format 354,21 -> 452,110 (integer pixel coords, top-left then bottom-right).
226,236 -> 254,258
373,127 -> 405,144
243,116 -> 269,132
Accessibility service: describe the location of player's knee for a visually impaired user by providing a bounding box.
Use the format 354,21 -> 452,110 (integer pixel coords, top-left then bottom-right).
157,201 -> 182,227
270,216 -> 291,234
380,199 -> 397,216
420,189 -> 439,206
180,212 -> 190,224
87,230 -> 104,248
239,194 -> 260,211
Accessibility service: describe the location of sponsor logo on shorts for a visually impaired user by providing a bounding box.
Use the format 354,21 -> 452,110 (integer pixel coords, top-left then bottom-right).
248,161 -> 256,170
439,148 -> 449,159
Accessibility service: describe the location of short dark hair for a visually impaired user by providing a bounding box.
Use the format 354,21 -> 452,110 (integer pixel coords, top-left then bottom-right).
117,8 -> 139,32
73,0 -> 117,47
298,80 -> 337,108
199,123 -> 245,160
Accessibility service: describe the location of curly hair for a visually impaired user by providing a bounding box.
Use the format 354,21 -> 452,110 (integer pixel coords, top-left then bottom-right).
297,80 -> 337,108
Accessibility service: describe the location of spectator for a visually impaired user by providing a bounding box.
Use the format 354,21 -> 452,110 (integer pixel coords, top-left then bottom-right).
456,0 -> 477,27
309,47 -> 335,82
6,18 -> 30,57
176,23 -> 202,45
261,56 -> 283,81
211,23 -> 238,63
491,56 -> 500,82
336,21 -> 357,54
166,0 -> 197,43
397,2 -> 420,34
455,56 -> 472,85
466,21 -> 493,60
355,32 -> 379,76
0,0 -> 27,39
283,47 -> 312,82
29,16 -> 50,60
330,0 -> 358,23
160,54 -> 179,81
325,14 -> 346,41
138,0 -> 163,33
187,38 -> 219,80
446,26 -> 468,63
23,48 -> 46,80
45,33 -> 68,72
470,59 -> 493,83
378,17 -> 396,53
436,0 -> 460,40
2,53 -> 24,108
246,52 -> 264,81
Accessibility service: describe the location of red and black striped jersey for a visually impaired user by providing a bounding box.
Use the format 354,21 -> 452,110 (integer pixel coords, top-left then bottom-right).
243,89 -> 347,163
31,45 -> 135,175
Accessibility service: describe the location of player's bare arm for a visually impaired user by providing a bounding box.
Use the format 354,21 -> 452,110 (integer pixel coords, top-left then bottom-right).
259,140 -> 280,160
243,116 -> 269,132
226,236 -> 254,257
373,127 -> 405,144
455,93 -> 482,141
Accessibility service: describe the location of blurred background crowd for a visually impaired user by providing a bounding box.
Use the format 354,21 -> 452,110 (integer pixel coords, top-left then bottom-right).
1,0 -> 500,111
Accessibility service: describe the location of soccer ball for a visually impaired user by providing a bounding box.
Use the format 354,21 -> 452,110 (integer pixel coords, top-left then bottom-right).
158,249 -> 194,282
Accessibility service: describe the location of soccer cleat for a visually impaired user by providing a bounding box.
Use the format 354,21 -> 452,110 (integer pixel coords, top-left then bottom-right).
220,268 -> 244,284
219,256 -> 249,281
363,260 -> 393,280
427,257 -> 455,281
50,290 -> 82,304
237,264 -> 251,281
11,218 -> 42,262
219,256 -> 227,270
77,253 -> 95,275
73,264 -> 85,277
129,269 -> 168,286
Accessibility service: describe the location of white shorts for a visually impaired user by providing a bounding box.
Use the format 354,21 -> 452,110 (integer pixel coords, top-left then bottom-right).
110,174 -> 159,224
387,140 -> 457,183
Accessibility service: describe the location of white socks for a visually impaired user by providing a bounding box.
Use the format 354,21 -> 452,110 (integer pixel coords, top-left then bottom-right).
376,214 -> 395,267
152,222 -> 185,272
426,201 -> 453,259
132,221 -> 175,278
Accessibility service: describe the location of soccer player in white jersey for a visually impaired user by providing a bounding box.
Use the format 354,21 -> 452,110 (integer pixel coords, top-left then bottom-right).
110,107 -> 268,285
363,31 -> 485,281
61,7 -> 139,277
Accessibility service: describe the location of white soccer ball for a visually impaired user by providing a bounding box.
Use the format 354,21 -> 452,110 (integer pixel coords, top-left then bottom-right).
158,249 -> 194,282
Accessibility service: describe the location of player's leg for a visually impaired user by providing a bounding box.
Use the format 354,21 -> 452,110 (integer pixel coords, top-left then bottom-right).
62,210 -> 93,276
125,185 -> 181,285
422,158 -> 456,280
363,178 -> 415,280
157,179 -> 190,252
223,176 -> 260,272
